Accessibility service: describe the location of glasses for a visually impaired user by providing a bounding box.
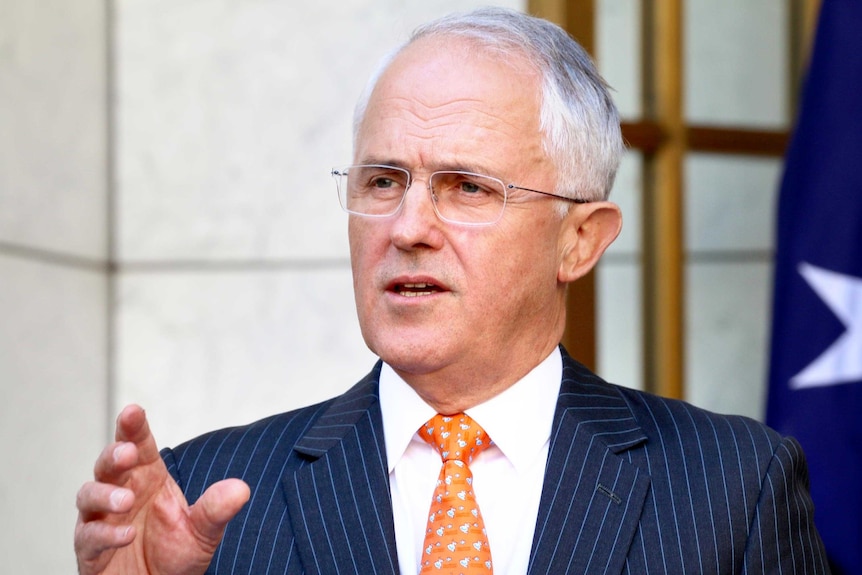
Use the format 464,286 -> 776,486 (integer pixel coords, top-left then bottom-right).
331,164 -> 587,226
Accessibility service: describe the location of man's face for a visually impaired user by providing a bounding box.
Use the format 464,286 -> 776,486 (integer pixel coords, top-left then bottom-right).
349,37 -> 574,393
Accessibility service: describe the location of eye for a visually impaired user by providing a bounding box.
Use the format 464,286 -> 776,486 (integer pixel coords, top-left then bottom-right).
459,180 -> 483,194
370,176 -> 396,189
355,167 -> 408,193
453,175 -> 499,199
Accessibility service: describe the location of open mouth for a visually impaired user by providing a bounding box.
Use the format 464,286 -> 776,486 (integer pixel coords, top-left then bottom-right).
392,282 -> 444,297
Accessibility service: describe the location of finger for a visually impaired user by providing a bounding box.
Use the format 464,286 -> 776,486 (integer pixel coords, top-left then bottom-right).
74,518 -> 136,562
76,481 -> 135,519
93,439 -> 143,484
189,479 -> 251,547
114,404 -> 162,466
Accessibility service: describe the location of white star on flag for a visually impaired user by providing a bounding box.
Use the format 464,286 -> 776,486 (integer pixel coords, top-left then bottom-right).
790,261 -> 862,389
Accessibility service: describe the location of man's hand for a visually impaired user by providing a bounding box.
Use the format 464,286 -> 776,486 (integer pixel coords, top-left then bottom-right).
74,405 -> 251,575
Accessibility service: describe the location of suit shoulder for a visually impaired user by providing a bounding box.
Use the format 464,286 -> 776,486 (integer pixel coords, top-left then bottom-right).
559,350 -> 786,458
561,353 -> 779,445
607,382 -> 786,457
160,399 -> 334,494
171,400 -> 332,461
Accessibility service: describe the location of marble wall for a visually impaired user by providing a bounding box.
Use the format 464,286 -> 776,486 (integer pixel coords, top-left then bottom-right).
0,1 -> 109,572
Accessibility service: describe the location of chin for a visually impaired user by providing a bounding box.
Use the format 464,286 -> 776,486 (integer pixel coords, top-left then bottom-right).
370,338 -> 450,375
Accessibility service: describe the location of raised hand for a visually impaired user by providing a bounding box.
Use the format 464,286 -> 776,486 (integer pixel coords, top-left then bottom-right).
74,405 -> 250,575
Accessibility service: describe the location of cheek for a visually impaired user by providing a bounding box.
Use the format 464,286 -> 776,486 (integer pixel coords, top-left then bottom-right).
348,221 -> 369,294
349,219 -> 382,266
459,235 -> 547,308
483,229 -> 562,303
348,223 -> 378,302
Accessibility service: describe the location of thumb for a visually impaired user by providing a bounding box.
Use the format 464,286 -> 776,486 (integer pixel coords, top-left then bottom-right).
189,479 -> 251,547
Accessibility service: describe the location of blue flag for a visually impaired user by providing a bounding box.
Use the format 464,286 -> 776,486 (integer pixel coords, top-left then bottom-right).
766,1 -> 862,573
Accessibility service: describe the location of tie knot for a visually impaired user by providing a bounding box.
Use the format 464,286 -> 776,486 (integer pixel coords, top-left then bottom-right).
420,413 -> 492,464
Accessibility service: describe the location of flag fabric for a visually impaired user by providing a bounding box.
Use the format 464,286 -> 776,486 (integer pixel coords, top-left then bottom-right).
766,1 -> 862,573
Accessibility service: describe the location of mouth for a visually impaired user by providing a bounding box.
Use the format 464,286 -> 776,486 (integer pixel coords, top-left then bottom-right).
390,282 -> 445,298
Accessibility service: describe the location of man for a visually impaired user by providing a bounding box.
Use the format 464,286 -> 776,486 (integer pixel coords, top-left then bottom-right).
75,8 -> 829,575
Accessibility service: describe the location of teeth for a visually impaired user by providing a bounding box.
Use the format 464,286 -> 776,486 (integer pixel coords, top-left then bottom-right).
401,291 -> 431,297
397,282 -> 436,297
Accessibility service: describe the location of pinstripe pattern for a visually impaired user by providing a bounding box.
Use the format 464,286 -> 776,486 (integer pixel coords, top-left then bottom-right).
163,349 -> 828,574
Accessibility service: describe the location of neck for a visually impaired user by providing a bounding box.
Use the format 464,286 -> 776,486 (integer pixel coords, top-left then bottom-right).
395,340 -> 560,414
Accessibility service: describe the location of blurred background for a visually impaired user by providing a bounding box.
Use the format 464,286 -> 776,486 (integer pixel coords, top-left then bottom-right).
0,0 -> 829,572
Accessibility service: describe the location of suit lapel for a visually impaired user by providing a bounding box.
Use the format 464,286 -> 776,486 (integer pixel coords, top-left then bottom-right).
283,364 -> 400,575
528,350 -> 650,575
281,352 -> 650,575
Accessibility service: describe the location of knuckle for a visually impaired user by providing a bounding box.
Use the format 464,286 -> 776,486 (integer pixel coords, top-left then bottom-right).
75,483 -> 93,510
73,520 -> 97,555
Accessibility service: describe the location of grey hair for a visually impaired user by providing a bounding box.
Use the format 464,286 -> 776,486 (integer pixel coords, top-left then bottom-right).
352,7 -> 624,202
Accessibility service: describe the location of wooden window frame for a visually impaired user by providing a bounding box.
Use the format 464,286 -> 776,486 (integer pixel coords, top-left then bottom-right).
529,0 -> 819,398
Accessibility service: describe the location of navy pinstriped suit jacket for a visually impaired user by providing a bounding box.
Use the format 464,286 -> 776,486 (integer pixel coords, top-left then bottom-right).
163,348 -> 829,574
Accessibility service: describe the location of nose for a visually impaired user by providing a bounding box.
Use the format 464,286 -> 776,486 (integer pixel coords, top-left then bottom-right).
389,176 -> 444,250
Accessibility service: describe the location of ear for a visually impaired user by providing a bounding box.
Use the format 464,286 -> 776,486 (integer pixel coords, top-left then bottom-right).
557,201 -> 622,283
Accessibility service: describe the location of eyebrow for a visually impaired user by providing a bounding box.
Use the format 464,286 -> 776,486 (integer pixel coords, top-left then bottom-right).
353,159 -> 500,178
437,162 -> 495,175
355,157 -> 409,169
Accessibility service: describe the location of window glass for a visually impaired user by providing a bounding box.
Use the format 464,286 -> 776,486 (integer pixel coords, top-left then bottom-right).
685,262 -> 772,420
685,154 -> 781,252
685,0 -> 789,128
597,0 -> 642,120
683,153 -> 781,420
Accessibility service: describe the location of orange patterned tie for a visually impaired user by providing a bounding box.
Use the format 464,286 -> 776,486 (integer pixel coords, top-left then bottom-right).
419,413 -> 494,574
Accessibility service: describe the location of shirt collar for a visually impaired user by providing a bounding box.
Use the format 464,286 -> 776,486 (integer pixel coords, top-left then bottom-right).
379,347 -> 562,474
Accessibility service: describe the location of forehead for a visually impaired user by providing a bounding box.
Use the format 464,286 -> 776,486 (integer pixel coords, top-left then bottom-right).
355,37 -> 549,174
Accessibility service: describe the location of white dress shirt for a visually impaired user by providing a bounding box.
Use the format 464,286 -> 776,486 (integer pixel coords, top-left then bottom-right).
380,348 -> 562,575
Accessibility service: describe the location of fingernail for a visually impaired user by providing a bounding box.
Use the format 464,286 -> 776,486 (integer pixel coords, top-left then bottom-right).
112,444 -> 127,462
110,489 -> 128,509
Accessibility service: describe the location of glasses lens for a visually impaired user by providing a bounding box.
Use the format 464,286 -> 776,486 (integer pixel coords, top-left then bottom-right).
334,165 -> 410,216
430,171 -> 507,224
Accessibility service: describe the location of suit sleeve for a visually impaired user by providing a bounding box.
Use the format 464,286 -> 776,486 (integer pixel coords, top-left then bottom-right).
742,436 -> 831,574
160,447 -> 184,489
